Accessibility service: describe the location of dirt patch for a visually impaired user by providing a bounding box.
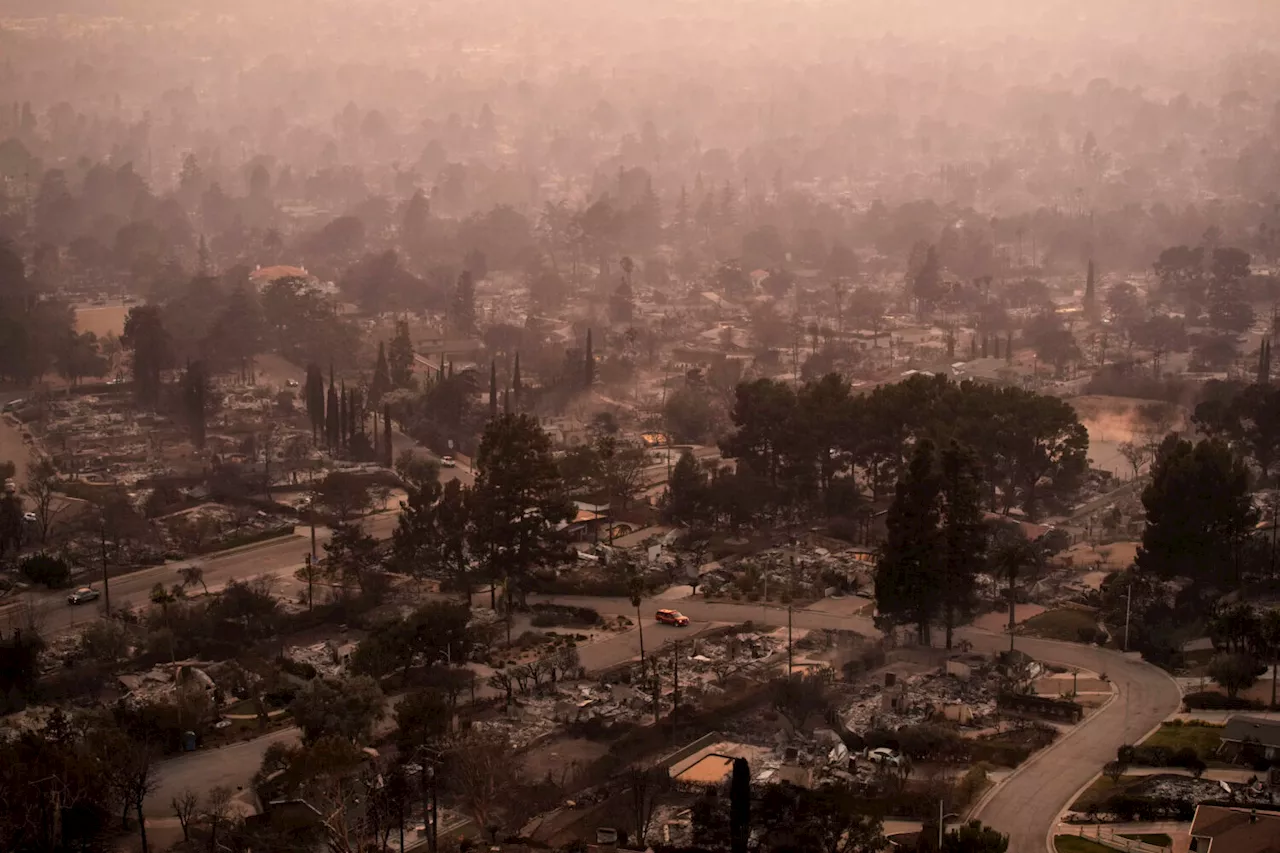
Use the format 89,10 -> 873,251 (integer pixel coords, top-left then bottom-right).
1022,608 -> 1100,642
521,735 -> 612,785
74,304 -> 127,338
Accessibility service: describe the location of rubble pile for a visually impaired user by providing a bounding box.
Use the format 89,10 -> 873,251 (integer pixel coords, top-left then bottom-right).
841,656 -> 1001,732
1134,774 -> 1275,806
699,546 -> 875,601
39,393 -> 196,483
284,639 -> 359,679
115,662 -> 220,708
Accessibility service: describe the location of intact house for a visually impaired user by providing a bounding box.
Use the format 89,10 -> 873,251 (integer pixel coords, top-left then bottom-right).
1189,804 -> 1280,853
1219,715 -> 1280,763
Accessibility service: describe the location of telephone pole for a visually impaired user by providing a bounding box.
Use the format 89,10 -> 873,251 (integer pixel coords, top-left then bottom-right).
1123,582 -> 1133,652
99,522 -> 110,617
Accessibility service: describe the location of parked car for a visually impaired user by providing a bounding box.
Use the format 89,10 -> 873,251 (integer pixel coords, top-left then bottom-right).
655,609 -> 690,626
866,747 -> 904,766
441,455 -> 456,468
22,511 -> 36,524
285,379 -> 300,388
67,587 -> 100,605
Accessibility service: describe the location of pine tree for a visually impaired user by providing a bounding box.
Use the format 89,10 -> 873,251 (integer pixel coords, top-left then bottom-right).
875,441 -> 942,645
938,441 -> 986,650
469,414 -> 575,611
584,329 -> 595,389
370,342 -> 392,405
512,352 -> 522,411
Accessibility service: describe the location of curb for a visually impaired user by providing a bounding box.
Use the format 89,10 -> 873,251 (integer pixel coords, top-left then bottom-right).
1041,663 -> 1183,853
969,676 -> 1119,822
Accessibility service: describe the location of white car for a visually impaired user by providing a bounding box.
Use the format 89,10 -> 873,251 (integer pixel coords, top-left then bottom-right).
22,511 -> 36,524
440,455 -> 456,468
866,747 -> 904,767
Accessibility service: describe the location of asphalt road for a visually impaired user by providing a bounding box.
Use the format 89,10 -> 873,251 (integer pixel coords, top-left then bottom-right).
963,632 -> 1180,853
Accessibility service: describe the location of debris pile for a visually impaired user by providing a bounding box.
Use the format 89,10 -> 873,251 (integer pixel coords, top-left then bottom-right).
284,640 -> 359,679
698,546 -> 875,601
1133,774 -> 1274,806
841,655 -> 1001,732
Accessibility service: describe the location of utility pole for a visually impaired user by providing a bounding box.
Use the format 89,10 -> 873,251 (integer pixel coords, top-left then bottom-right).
1123,582 -> 1133,652
787,603 -> 793,675
99,521 -> 110,617
304,553 -> 314,611
672,640 -> 679,729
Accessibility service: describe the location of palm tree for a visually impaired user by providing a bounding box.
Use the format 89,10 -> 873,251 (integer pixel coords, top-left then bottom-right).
987,524 -> 1042,652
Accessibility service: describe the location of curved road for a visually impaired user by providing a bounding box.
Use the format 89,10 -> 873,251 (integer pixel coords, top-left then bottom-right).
962,631 -> 1181,853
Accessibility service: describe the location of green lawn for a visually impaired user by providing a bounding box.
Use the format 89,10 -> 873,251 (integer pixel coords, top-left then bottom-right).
1023,608 -> 1099,642
1139,721 -> 1225,760
1055,837 -> 1114,853
1121,833 -> 1172,847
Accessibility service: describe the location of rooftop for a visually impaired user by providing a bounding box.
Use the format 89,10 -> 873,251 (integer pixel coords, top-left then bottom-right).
1221,715 -> 1280,747
1190,804 -> 1280,853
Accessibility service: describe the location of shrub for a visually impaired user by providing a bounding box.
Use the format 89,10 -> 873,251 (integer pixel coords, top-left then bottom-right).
529,604 -> 601,628
20,553 -> 71,588
1183,690 -> 1263,711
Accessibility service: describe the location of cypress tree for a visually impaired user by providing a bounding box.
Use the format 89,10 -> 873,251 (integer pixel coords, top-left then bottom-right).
489,360 -> 498,419
339,384 -> 349,450
304,363 -> 325,440
730,757 -> 751,853
1260,339 -> 1272,385
1084,258 -> 1096,311
326,371 -> 339,450
1005,331 -> 1014,364
512,352 -> 522,411
503,388 -> 510,414
584,329 -> 595,389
